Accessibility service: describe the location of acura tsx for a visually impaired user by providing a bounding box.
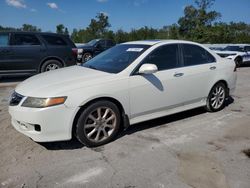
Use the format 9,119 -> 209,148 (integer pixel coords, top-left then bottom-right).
9,40 -> 237,147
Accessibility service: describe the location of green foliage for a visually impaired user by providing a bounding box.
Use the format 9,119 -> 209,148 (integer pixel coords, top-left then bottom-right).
1,0 -> 250,44
21,24 -> 41,32
56,24 -> 69,35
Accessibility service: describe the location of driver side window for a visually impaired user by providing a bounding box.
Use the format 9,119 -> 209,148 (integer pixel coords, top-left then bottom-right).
141,44 -> 179,71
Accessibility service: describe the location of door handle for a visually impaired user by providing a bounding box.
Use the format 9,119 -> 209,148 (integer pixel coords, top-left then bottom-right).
210,66 -> 216,70
174,73 -> 184,77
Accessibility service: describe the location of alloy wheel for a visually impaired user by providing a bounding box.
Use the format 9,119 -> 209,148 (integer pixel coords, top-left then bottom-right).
45,63 -> 60,71
83,107 -> 117,143
210,85 -> 225,109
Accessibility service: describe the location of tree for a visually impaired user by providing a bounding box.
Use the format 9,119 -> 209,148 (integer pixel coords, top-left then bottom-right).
21,24 -> 41,32
178,0 -> 221,42
86,12 -> 111,38
56,24 -> 65,34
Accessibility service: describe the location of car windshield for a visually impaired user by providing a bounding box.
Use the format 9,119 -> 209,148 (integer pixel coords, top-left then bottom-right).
223,46 -> 244,52
82,44 -> 150,73
87,39 -> 99,46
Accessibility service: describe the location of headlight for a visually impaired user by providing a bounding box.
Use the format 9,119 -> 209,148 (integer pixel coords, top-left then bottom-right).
21,96 -> 67,108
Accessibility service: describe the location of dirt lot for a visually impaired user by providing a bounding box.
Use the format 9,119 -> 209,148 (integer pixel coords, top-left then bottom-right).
1,67 -> 250,188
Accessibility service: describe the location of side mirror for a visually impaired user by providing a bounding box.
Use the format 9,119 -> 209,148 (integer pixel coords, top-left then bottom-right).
138,64 -> 158,74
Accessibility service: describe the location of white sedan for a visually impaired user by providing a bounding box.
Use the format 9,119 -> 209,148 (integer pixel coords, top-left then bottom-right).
9,40 -> 237,147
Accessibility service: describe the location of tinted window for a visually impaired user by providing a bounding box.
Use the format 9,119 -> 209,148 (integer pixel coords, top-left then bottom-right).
82,44 -> 150,73
0,34 -> 9,46
141,44 -> 179,71
106,40 -> 114,48
183,44 -> 215,66
12,34 -> 40,46
98,40 -> 106,48
244,46 -> 250,51
41,35 -> 67,46
223,46 -> 244,52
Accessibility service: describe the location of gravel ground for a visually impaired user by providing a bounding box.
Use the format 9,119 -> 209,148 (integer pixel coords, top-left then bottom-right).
0,68 -> 250,188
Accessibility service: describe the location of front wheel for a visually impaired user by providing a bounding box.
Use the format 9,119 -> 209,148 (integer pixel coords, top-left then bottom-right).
82,52 -> 93,63
75,101 -> 121,147
205,82 -> 227,112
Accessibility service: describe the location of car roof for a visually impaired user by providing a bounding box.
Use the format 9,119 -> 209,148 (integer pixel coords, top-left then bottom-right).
123,39 -> 202,46
0,31 -> 69,37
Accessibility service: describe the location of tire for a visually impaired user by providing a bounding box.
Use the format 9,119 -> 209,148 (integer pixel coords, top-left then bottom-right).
82,52 -> 93,63
40,60 -> 63,73
235,56 -> 242,67
205,82 -> 227,112
75,100 -> 121,147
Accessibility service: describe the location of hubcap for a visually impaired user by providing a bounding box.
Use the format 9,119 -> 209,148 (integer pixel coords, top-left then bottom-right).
84,107 -> 117,142
210,86 -> 225,109
83,54 -> 92,62
45,64 -> 59,71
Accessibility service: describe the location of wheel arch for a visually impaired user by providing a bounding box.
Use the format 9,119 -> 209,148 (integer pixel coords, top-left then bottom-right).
39,56 -> 65,73
71,96 -> 127,138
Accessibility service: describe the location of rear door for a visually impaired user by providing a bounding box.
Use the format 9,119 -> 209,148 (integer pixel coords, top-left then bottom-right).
0,33 -> 13,73
177,43 -> 218,102
9,33 -> 46,72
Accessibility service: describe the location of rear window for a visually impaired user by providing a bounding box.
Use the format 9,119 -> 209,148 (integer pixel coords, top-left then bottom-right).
12,34 -> 40,46
41,35 -> 67,46
0,34 -> 9,46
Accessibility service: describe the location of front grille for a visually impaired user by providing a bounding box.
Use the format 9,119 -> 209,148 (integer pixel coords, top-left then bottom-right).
9,92 -> 24,106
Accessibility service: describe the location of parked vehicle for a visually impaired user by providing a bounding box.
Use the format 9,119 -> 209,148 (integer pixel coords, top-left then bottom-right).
0,31 -> 77,76
9,40 -> 237,147
213,45 -> 250,66
77,39 -> 115,63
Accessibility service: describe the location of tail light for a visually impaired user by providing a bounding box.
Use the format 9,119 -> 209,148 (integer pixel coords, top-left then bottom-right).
72,48 -> 78,57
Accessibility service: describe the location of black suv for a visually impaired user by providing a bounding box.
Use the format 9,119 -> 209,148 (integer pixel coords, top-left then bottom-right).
0,31 -> 77,76
77,39 -> 115,63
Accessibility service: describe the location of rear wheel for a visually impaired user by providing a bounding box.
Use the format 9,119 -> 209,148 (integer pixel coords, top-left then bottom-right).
235,56 -> 242,67
75,100 -> 121,147
205,82 -> 227,112
41,60 -> 63,73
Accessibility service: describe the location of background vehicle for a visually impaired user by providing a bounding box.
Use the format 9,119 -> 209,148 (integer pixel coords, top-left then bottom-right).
9,40 -> 237,147
0,31 -> 77,77
214,44 -> 250,66
76,39 -> 115,63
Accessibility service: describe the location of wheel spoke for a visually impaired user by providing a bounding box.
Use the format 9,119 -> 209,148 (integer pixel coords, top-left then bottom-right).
104,123 -> 114,129
212,100 -> 217,107
106,114 -> 115,122
85,124 -> 96,129
102,108 -> 110,119
87,128 -> 97,138
102,129 -> 109,138
95,129 -> 101,141
88,114 -> 97,122
97,108 -> 102,119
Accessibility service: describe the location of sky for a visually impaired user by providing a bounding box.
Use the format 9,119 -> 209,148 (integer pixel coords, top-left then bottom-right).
1,0 -> 250,33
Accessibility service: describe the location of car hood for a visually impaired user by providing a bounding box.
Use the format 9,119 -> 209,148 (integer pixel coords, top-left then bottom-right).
77,44 -> 94,50
15,66 -> 112,97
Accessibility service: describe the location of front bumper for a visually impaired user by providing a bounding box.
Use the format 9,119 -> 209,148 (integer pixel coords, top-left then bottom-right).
9,103 -> 78,142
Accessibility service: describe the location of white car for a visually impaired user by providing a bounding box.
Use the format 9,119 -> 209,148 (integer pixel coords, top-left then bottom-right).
214,45 -> 250,66
9,40 -> 237,147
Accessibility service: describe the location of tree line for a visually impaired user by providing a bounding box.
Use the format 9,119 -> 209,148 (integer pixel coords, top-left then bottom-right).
1,0 -> 250,44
